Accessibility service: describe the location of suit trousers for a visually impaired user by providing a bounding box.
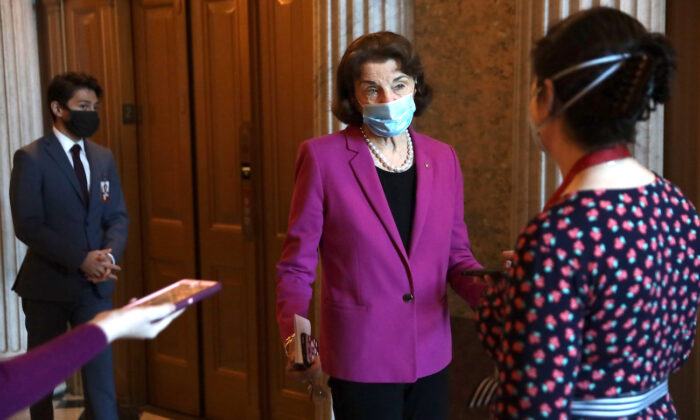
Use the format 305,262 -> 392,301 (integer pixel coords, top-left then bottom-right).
22,295 -> 117,420
328,365 -> 449,420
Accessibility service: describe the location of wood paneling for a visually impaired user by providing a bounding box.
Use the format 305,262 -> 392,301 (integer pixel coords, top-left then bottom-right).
64,0 -> 118,151
37,1 -> 323,417
665,1 -> 700,418
190,0 -> 260,418
256,0 -> 319,418
36,0 -> 66,130
665,1 -> 700,204
109,0 -> 148,407
131,0 -> 200,415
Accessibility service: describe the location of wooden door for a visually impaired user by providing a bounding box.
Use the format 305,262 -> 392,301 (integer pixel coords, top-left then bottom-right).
49,1 -> 323,417
38,0 -> 152,407
63,0 -> 119,152
56,0 -> 148,404
36,0 -> 66,130
131,0 -> 200,415
190,0 -> 261,418
665,1 -> 700,418
256,1 -> 322,419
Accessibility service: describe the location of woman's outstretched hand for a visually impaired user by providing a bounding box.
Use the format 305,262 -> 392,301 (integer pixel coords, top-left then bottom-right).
472,250 -> 515,288
91,304 -> 184,342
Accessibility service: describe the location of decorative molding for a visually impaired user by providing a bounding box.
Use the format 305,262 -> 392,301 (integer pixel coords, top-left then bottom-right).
510,0 -> 667,239
0,0 -> 43,359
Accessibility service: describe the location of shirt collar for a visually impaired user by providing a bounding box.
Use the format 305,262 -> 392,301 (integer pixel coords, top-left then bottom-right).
53,126 -> 85,154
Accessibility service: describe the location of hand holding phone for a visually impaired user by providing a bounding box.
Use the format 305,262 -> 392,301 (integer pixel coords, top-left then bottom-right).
285,315 -> 322,383
291,315 -> 319,368
124,279 -> 222,322
298,332 -> 319,368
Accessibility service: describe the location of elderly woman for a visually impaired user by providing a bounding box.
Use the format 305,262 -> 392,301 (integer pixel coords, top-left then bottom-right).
476,7 -> 700,419
276,31 -> 484,419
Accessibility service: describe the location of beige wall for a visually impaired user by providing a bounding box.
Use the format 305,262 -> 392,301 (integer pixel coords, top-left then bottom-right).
414,1 -> 666,316
414,1 -> 516,326
414,0 -> 516,271
413,2 -> 517,418
413,1 -> 668,418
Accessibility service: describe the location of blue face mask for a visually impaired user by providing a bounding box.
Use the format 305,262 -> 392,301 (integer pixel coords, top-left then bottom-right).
362,94 -> 416,138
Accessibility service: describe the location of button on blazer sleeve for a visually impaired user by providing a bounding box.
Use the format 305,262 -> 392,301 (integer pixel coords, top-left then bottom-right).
446,146 -> 486,307
10,149 -> 86,270
275,141 -> 325,341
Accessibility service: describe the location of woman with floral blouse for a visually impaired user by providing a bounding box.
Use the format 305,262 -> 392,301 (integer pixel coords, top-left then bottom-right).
477,7 -> 700,419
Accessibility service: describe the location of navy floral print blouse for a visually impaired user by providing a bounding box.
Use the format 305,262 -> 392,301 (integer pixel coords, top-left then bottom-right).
476,176 -> 700,419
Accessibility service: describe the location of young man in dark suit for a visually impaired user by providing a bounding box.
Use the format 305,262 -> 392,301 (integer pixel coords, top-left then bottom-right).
9,72 -> 129,420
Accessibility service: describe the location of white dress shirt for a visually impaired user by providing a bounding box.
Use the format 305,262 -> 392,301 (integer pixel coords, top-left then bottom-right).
53,126 -> 91,190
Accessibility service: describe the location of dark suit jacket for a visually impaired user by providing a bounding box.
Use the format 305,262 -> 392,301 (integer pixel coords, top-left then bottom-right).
9,133 -> 129,302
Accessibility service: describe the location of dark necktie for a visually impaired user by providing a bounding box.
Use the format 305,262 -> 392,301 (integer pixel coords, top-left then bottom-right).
70,144 -> 89,204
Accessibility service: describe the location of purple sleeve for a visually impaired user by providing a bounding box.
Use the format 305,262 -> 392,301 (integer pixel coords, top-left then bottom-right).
445,146 -> 486,307
0,324 -> 108,418
276,141 -> 324,342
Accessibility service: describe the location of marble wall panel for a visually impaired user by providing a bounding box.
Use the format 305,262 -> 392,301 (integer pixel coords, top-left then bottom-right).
412,1 -> 667,418
414,0 -> 517,319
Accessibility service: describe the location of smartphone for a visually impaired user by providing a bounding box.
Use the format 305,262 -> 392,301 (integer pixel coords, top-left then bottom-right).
125,279 -> 222,311
461,268 -> 507,279
298,332 -> 319,367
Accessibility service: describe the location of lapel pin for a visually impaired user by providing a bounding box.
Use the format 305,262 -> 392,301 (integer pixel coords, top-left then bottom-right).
100,177 -> 110,202
425,162 -> 430,168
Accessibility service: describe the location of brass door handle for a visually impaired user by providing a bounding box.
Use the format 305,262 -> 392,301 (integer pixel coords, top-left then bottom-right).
240,164 -> 252,180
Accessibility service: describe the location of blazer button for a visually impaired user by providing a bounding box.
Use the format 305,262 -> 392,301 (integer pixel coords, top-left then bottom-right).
402,293 -> 414,302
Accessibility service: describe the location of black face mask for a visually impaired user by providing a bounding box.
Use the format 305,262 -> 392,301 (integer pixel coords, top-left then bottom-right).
63,108 -> 100,139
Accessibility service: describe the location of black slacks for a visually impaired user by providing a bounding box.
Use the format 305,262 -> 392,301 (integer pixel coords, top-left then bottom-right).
22,295 -> 117,420
328,365 -> 449,420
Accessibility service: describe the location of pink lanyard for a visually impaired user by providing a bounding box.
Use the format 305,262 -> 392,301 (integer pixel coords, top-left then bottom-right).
543,144 -> 631,212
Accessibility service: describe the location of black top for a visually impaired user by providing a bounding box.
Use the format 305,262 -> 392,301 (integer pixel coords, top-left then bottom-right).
376,164 -> 416,252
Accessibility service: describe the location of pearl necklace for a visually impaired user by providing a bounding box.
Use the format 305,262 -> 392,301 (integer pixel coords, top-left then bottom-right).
360,127 -> 414,173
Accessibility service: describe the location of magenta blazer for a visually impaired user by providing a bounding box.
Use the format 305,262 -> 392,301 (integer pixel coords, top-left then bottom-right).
276,125 -> 484,383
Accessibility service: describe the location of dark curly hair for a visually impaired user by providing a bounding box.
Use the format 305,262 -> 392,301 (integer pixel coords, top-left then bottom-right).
47,72 -> 103,121
532,7 -> 675,149
332,31 -> 433,126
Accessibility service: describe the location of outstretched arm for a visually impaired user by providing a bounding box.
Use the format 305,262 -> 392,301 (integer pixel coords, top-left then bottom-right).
0,304 -> 180,418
